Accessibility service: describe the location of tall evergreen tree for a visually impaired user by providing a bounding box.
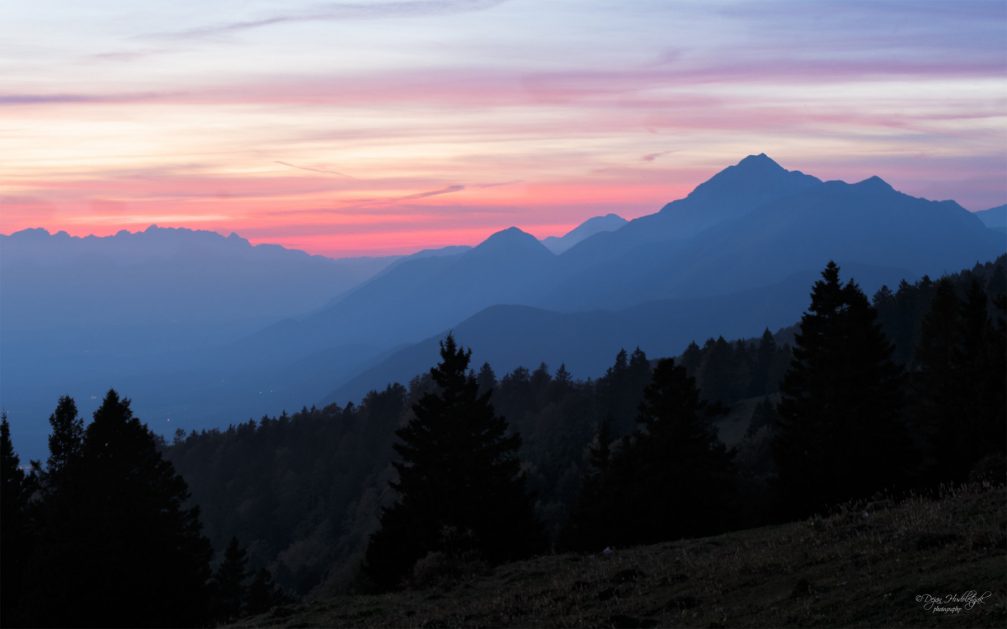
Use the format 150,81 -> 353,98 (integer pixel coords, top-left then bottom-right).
956,280 -> 1007,466
18,397 -> 89,626
475,362 -> 497,396
44,390 -> 215,626
911,278 -> 962,482
773,262 -> 907,517
564,359 -> 735,550
363,336 -> 544,591
1,415 -> 30,627
213,536 -> 249,623
749,329 -> 778,396
46,396 -> 84,479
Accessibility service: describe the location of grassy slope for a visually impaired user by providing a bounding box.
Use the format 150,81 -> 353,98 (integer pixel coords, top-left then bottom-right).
242,485 -> 1006,628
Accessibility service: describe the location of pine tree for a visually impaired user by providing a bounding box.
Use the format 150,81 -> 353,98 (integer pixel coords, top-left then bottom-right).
911,278 -> 961,481
65,390 -> 213,626
1,415 -> 30,626
475,362 -> 497,396
774,262 -> 907,518
213,536 -> 249,622
749,329 -> 778,396
362,336 -> 544,591
680,341 -> 703,375
41,396 -> 84,495
944,280 -> 1005,479
564,359 -> 735,550
17,396 -> 89,626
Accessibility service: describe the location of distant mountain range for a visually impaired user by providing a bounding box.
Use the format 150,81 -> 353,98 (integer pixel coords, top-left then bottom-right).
3,154 -> 1004,459
976,204 -> 1007,232
541,213 -> 627,253
0,226 -> 396,454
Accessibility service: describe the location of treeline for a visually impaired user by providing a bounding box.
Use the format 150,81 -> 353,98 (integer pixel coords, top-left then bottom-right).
169,256 -> 1005,596
0,393 -> 286,627
2,256 -> 1003,617
158,330 -> 791,595
353,258 -> 1005,587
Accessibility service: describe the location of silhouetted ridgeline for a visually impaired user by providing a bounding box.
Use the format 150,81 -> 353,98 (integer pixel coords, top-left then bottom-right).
161,257 -> 1004,597
1,257 -> 1003,626
5,155 -> 1004,463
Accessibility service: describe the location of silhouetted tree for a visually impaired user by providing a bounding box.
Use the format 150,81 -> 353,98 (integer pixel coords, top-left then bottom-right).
680,341 -> 703,374
1,414 -> 31,627
60,390 -> 213,626
18,397 -> 90,626
749,329 -> 778,396
475,362 -> 497,396
45,396 -> 84,485
914,279 -> 1006,482
956,280 -> 1007,469
564,359 -> 735,550
213,536 -> 249,623
597,347 -> 652,435
362,336 -> 544,590
774,262 -> 907,517
911,278 -> 961,481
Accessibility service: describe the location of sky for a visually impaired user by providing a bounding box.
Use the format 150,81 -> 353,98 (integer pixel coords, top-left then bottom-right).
2,0 -> 1005,257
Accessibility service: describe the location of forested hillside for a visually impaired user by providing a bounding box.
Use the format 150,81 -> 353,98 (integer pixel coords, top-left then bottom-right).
162,256 -> 1006,596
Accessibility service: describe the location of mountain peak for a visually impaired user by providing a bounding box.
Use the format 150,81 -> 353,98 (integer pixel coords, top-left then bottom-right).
675,153 -> 820,209
736,153 -> 783,170
8,227 -> 50,239
473,226 -> 552,257
855,175 -> 894,192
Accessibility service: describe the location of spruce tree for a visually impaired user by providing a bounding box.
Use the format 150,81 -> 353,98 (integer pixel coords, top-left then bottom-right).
213,536 -> 249,623
67,390 -> 213,626
912,278 -> 961,482
18,397 -> 88,626
1,415 -> 30,626
475,362 -> 497,396
564,359 -> 735,550
749,329 -> 778,396
363,336 -> 544,591
774,262 -> 907,517
46,395 -> 84,483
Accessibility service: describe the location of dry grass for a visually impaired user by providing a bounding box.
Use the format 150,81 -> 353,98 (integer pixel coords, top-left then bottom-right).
239,484 -> 1006,628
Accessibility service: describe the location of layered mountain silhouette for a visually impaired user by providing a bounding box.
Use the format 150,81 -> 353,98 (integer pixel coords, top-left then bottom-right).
324,262 -> 915,403
976,204 -> 1007,232
4,154 -> 1004,458
2,225 -> 394,338
541,213 -> 627,253
1,227 -> 396,455
555,154 -> 822,270
246,226 -> 558,359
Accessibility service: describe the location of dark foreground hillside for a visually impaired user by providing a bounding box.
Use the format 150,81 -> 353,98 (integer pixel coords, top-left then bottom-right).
239,485 -> 1005,628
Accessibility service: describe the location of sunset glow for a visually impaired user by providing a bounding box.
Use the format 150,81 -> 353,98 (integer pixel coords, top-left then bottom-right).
3,0 -> 1005,256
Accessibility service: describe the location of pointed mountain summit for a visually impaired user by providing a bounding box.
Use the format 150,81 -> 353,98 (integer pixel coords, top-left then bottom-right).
561,153 -> 820,263
852,175 -> 895,192
665,153 -> 820,218
542,214 -> 627,253
265,226 -> 560,360
472,226 -> 554,259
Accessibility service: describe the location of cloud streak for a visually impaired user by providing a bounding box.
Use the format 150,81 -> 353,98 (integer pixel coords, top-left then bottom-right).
274,161 -> 358,179
150,0 -> 509,39
2,0 -> 1005,254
